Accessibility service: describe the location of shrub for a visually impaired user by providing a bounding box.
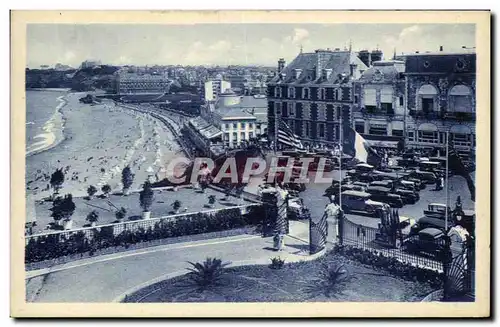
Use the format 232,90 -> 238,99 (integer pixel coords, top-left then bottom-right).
115,207 -> 127,221
186,257 -> 231,290
101,184 -> 111,197
86,210 -> 99,224
269,256 -> 285,270
172,200 -> 182,213
87,185 -> 98,198
139,181 -> 154,212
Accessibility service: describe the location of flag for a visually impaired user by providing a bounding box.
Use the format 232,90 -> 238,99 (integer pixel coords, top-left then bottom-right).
342,126 -> 380,164
277,119 -> 304,150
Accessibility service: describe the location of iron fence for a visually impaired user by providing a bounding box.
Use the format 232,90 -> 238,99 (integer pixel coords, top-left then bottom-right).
341,216 -> 444,271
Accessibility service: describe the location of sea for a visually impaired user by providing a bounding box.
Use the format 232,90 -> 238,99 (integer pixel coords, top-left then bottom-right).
25,89 -> 68,156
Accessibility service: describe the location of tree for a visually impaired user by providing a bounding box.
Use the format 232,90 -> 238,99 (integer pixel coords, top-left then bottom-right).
101,184 -> 111,197
121,166 -> 134,195
172,200 -> 182,214
86,210 -> 99,226
87,185 -> 97,199
139,181 -> 154,213
186,257 -> 230,291
50,168 -> 65,197
49,194 -> 76,226
207,195 -> 216,208
115,207 -> 127,222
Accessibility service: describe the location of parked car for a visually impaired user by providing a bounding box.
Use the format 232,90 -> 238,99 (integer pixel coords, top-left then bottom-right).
370,180 -> 395,190
410,170 -> 438,184
365,186 -> 404,208
398,180 -> 419,192
406,177 -> 425,190
392,188 -> 419,204
352,181 -> 369,191
340,190 -> 388,216
404,228 -> 446,258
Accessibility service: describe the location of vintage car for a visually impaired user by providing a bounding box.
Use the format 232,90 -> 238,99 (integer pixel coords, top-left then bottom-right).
410,203 -> 475,236
352,181 -> 369,191
340,190 -> 389,216
365,186 -> 404,208
392,188 -> 419,204
404,228 -> 446,258
398,180 -> 419,192
287,197 -> 310,220
406,177 -> 425,190
410,170 -> 438,184
370,180 -> 395,190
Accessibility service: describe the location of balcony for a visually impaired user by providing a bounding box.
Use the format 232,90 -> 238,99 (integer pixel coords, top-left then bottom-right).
408,110 -> 476,122
360,107 -> 403,121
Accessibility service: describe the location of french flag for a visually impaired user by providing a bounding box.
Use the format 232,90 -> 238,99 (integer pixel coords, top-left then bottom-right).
342,127 -> 380,165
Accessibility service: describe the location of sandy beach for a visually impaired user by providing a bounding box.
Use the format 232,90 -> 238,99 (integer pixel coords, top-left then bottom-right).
26,92 -> 184,210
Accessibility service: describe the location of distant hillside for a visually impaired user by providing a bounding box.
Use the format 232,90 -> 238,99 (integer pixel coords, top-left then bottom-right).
25,65 -> 120,92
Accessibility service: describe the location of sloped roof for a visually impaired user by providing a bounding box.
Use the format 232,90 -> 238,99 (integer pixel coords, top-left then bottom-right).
188,117 -> 222,139
270,50 -> 368,85
359,64 -> 401,83
220,107 -> 257,120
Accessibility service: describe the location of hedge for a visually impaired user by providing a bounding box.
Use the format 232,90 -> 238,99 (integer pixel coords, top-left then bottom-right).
334,244 -> 444,289
25,205 -> 265,264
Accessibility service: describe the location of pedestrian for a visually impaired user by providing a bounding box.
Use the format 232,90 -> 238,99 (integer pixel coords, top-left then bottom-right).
440,176 -> 445,191
435,175 -> 441,191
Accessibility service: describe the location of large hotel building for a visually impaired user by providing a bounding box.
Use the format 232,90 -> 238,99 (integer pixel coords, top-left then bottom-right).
267,48 -> 368,147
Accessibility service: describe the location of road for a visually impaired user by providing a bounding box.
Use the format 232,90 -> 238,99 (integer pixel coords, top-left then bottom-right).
26,227 -> 313,303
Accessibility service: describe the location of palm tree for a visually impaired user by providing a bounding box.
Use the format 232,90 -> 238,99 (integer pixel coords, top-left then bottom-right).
186,257 -> 231,291
86,210 -> 99,227
101,184 -> 111,198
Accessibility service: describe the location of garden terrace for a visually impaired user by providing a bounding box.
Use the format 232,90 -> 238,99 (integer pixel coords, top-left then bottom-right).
30,185 -> 257,234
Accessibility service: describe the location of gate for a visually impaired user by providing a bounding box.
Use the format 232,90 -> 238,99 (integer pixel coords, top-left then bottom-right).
309,212 -> 328,255
443,236 -> 475,301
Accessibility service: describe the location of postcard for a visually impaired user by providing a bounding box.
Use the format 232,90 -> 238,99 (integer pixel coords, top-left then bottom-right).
11,10 -> 490,318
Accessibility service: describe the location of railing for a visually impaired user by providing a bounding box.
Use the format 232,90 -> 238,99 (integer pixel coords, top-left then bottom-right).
341,216 -> 444,271
409,110 -> 475,122
25,203 -> 260,245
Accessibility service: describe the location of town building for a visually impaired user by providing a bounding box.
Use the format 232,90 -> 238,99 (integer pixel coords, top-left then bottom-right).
352,60 -> 406,149
204,79 -> 231,101
202,90 -> 268,147
80,60 -> 102,69
401,48 -> 476,157
115,71 -> 170,95
267,49 -> 369,147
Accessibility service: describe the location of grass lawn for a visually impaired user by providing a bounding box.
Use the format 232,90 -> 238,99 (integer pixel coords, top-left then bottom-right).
125,252 -> 437,303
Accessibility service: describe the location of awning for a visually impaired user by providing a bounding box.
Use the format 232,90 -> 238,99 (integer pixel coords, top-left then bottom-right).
366,139 -> 399,149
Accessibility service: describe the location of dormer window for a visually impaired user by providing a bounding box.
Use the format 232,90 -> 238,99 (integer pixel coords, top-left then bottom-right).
322,69 -> 333,80
294,69 -> 302,79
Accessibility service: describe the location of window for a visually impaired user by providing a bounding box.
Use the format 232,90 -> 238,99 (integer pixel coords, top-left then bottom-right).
439,132 -> 446,144
303,88 -> 310,99
306,121 -> 311,137
274,87 -> 279,98
288,87 -> 295,98
355,122 -> 365,134
240,132 -> 246,140
407,131 -> 415,141
449,85 -> 473,113
224,132 -> 230,141
320,88 -> 326,100
418,84 -> 438,112
369,126 -> 387,136
289,103 -> 295,116
248,122 -> 253,129
232,132 -> 238,142
225,123 -> 230,130
392,129 -> 403,137
364,88 -> 376,106
354,95 -> 359,104
233,123 -> 238,129
418,131 -> 439,144
399,96 -> 404,106
319,123 -> 325,138
365,105 -> 377,114
381,103 -> 393,114
249,132 -> 254,138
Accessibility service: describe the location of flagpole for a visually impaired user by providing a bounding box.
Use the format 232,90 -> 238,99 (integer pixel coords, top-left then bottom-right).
445,131 -> 449,231
339,112 -> 342,209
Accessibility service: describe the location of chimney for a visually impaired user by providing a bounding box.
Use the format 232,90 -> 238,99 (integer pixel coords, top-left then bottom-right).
278,58 -> 286,73
439,46 -> 443,52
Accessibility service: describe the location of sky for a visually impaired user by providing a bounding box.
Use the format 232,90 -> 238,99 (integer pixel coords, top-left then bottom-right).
26,24 -> 475,68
